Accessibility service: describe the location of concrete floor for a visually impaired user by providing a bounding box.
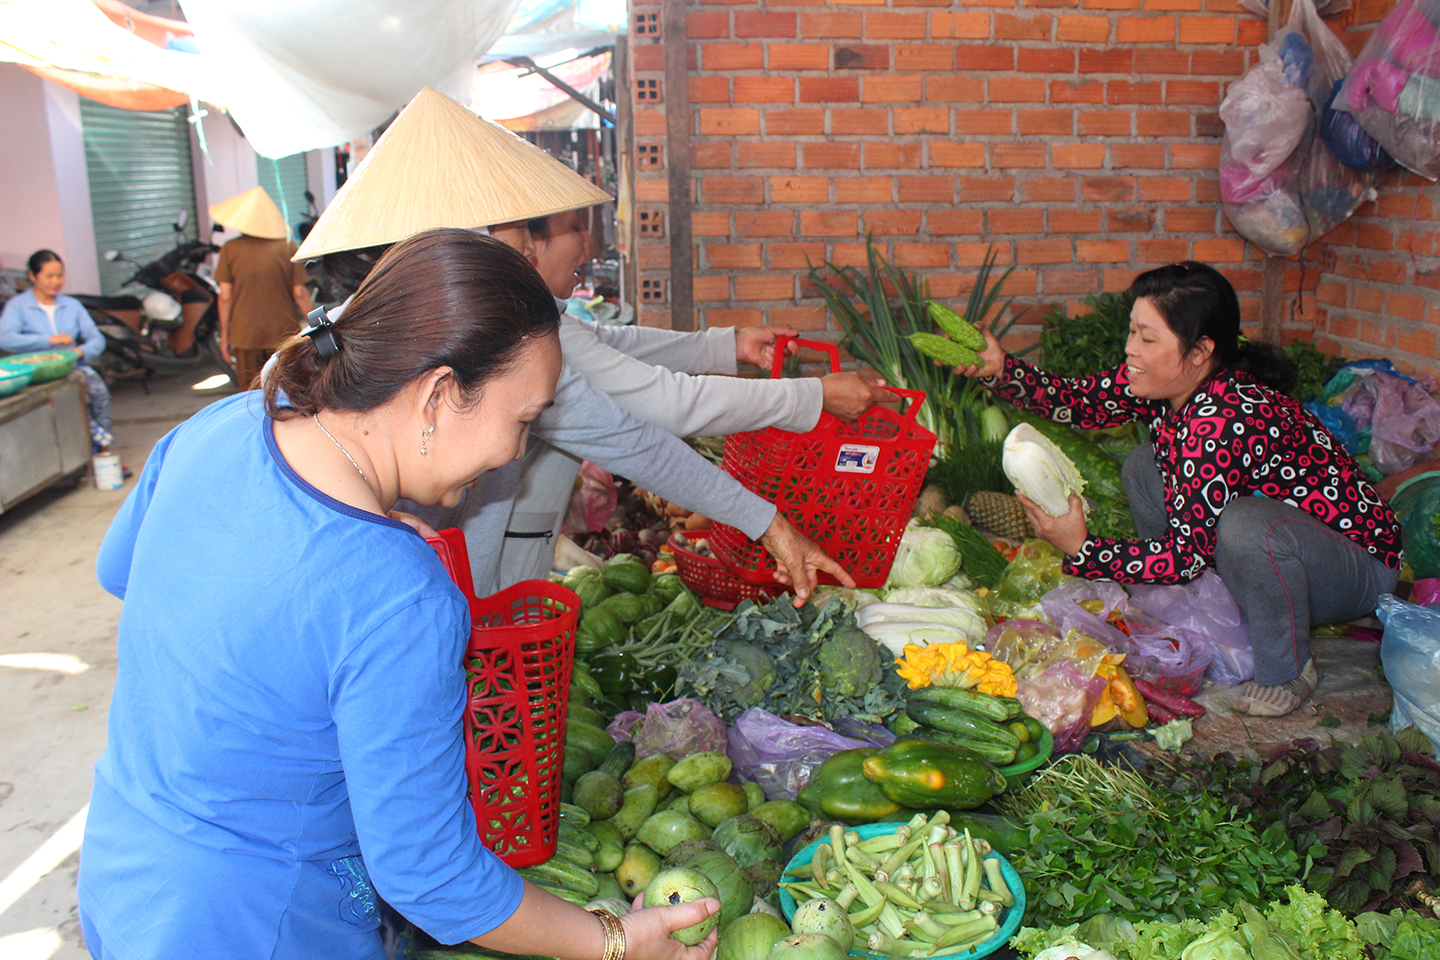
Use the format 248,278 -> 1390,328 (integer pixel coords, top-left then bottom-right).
0,372 -> 236,960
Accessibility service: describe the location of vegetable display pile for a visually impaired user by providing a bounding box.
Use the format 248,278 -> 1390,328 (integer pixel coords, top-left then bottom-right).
998,754 -> 1302,928
678,595 -> 910,725
1037,291 -> 1135,379
1150,728 -> 1440,915
782,813 -> 1018,958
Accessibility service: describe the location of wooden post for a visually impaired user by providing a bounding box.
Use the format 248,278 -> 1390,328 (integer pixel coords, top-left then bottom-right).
614,37 -> 638,319
662,0 -> 694,331
1258,0 -> 1294,346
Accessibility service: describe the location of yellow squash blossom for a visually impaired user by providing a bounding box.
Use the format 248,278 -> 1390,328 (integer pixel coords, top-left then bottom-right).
896,642 -> 1018,697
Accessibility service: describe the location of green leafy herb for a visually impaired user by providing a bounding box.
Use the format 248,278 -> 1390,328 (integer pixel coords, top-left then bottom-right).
999,754 -> 1302,928
1150,727 -> 1440,915
926,436 -> 1013,506
1038,291 -> 1135,379
919,512 -> 1008,588
1285,340 -> 1345,404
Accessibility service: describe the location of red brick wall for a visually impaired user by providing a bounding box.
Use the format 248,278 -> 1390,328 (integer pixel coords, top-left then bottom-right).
1313,1 -> 1440,377
626,0 -> 1290,352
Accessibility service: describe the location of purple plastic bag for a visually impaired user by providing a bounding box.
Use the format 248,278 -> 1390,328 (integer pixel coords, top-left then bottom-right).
1412,578 -> 1440,607
726,708 -> 889,801
1038,579 -> 1131,651
606,699 -> 728,759
1336,368 -> 1440,475
1126,571 -> 1254,686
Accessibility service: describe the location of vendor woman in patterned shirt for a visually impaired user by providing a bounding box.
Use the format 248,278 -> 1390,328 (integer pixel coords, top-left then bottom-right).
955,261 -> 1401,718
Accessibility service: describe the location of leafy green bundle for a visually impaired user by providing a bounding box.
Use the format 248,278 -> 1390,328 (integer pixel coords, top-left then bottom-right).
677,596 -> 908,725
919,512 -> 1008,589
1151,728 -> 1440,915
1038,291 -> 1135,379
999,754 -> 1302,928
1284,341 -> 1345,404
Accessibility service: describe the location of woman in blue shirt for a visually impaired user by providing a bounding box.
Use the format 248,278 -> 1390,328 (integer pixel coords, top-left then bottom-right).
0,250 -> 114,452
80,229 -> 718,960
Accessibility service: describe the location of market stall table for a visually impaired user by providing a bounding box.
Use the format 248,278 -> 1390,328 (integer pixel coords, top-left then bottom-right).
0,371 -> 91,513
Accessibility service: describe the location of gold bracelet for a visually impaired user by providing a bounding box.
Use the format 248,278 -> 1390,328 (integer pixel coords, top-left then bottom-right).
589,908 -> 626,960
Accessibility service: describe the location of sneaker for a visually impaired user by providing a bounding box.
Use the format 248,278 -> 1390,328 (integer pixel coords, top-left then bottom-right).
1239,658 -> 1319,717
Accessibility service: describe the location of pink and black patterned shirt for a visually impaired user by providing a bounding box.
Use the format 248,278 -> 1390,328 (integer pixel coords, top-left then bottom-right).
985,355 -> 1403,584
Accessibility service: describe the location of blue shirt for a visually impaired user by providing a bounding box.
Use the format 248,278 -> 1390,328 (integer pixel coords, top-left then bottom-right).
0,289 -> 105,364
79,393 -> 522,960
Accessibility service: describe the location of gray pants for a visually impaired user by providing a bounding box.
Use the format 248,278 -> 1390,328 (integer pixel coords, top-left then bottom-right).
1122,444 -> 1399,686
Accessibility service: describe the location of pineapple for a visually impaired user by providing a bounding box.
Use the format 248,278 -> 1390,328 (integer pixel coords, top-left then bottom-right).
963,490 -> 1033,540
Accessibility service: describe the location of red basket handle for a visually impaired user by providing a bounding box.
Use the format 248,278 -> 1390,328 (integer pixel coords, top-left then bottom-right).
772,336 -> 929,425
770,336 -> 840,377
426,528 -> 479,603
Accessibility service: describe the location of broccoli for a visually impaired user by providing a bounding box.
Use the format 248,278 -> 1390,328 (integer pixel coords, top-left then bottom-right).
816,623 -> 885,699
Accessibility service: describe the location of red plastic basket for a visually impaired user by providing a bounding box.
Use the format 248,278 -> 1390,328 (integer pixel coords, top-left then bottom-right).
427,528 -> 579,868
707,337 -> 938,589
670,530 -> 789,611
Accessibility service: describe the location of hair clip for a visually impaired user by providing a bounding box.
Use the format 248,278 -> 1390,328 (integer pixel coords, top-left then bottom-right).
301,305 -> 340,361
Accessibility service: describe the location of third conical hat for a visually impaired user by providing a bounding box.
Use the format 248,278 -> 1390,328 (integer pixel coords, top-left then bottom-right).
294,87 -> 612,260
210,186 -> 288,240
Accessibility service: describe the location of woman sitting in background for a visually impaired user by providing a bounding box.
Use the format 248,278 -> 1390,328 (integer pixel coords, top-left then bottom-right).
0,249 -> 114,454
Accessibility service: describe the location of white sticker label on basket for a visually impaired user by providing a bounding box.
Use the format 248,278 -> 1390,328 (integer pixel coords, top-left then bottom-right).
834,443 -> 880,474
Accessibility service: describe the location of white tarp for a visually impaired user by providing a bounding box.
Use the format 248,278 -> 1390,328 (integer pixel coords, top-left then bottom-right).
178,0 -> 521,158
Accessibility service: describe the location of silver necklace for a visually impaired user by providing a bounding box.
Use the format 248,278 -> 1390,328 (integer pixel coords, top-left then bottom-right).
313,414 -> 369,485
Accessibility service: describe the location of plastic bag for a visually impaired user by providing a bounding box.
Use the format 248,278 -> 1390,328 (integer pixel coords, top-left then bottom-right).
607,699 -> 728,758
563,461 -> 618,535
1331,367 -> 1440,474
1014,661 -> 1109,755
1336,0 -> 1440,179
1221,0 -> 1376,254
990,540 -> 1069,619
1038,579 -> 1132,653
1321,79 -> 1398,171
1305,399 -> 1360,452
1412,577 -> 1440,606
1377,594 -> 1440,751
727,708 -> 889,800
1125,571 -> 1254,686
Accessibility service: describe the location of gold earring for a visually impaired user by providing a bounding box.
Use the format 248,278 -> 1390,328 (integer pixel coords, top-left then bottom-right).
421,425 -> 434,456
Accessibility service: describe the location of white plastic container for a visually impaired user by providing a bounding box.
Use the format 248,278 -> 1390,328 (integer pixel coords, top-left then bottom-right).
93,453 -> 123,490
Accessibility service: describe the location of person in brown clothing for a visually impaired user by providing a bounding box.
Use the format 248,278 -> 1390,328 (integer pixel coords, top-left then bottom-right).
210,187 -> 312,388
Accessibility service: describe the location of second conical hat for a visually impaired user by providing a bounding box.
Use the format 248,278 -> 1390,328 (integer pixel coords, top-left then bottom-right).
294,87 -> 612,260
210,187 -> 288,240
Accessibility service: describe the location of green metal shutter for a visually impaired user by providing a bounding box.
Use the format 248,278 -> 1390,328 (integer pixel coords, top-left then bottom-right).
79,98 -> 197,295
257,153 -> 309,240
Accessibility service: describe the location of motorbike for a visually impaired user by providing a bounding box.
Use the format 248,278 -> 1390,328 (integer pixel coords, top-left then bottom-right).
74,212 -> 233,387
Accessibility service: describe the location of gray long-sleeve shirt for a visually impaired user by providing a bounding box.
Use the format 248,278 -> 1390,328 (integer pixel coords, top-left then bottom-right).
409,357 -> 778,596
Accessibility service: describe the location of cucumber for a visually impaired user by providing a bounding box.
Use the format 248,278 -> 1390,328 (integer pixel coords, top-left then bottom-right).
913,726 -> 1017,765
570,665 -> 604,701
559,802 -> 592,827
554,837 -> 596,870
599,740 -> 637,779
906,701 -> 1022,750
996,697 -> 1025,720
520,860 -> 599,897
907,687 -> 1011,722
567,720 -> 618,766
568,702 -> 609,730
560,822 -> 601,852
526,876 -> 590,905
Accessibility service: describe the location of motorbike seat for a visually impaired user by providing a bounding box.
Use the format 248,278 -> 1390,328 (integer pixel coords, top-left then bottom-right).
73,293 -> 144,311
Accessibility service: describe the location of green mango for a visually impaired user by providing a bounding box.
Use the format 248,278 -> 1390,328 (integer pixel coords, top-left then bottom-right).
688,782 -> 749,828
616,843 -> 662,900
608,783 -> 658,841
667,752 -> 733,793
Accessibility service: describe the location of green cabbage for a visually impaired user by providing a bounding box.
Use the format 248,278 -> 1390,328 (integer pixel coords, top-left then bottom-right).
886,523 -> 962,588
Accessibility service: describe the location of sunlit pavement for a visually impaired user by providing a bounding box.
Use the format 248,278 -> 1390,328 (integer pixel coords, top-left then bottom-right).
0,371 -> 235,959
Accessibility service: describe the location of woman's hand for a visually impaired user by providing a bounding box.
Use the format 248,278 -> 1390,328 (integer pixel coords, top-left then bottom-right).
49,333 -> 75,347
760,513 -> 855,605
620,898 -> 721,960
950,325 -> 1006,379
220,340 -> 235,364
735,325 -> 800,369
387,509 -> 440,538
1016,492 -> 1089,556
820,372 -> 894,421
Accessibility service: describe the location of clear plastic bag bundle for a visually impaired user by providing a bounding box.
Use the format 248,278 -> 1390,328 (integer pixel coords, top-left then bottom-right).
1377,594 -> 1440,750
1336,0 -> 1440,179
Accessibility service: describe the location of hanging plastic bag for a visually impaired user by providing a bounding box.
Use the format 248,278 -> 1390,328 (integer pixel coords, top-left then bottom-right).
1336,0 -> 1440,179
1125,571 -> 1254,686
1377,594 -> 1440,751
727,708 -> 889,800
1321,79 -> 1398,171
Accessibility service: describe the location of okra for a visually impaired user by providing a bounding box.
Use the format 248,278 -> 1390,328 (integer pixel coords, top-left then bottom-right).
846,845 -> 877,868
982,857 -> 1014,907
868,933 -> 914,956
928,915 -> 998,952
879,834 -> 928,878
811,843 -> 832,886
961,830 -> 982,907
846,860 -> 885,908
874,880 -> 923,911
927,909 -> 983,925
918,876 -> 945,902
930,843 -> 951,901
848,897 -> 886,927
943,843 -> 967,909
829,825 -> 848,870
908,912 -> 952,940
877,902 -> 908,940
836,882 -> 860,910
858,834 -> 907,855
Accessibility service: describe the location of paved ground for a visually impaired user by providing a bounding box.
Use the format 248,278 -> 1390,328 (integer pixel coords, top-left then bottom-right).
0,372 -> 236,960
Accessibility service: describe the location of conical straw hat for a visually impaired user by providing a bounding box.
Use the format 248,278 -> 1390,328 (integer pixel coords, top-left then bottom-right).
294,87 -> 612,260
210,186 -> 288,240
